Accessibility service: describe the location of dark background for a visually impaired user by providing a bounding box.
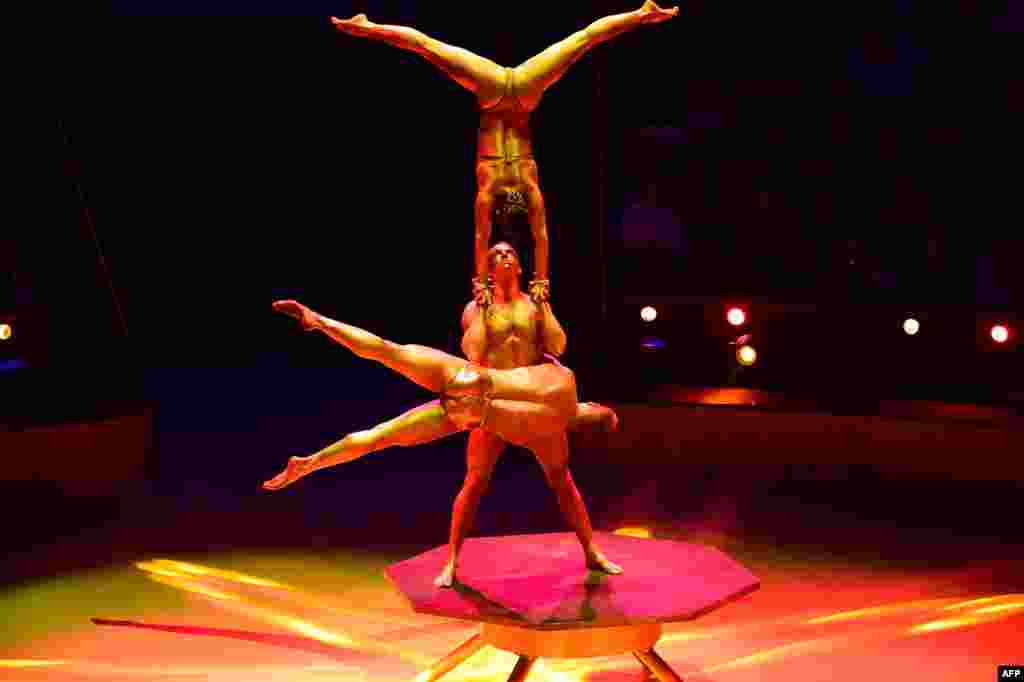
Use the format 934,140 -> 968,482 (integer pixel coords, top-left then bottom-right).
5,1 -> 1024,583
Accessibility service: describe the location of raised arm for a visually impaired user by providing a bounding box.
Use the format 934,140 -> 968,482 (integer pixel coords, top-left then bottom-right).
537,301 -> 567,357
461,300 -> 487,363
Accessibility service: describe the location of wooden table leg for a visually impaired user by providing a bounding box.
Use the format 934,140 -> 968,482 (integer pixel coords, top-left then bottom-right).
634,647 -> 685,682
418,632 -> 486,682
506,655 -> 536,682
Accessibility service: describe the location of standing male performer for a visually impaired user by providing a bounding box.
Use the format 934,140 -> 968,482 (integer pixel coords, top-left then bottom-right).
265,243 -> 620,588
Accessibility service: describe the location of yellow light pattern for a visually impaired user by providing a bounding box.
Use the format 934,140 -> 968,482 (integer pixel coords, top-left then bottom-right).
0,660 -> 67,668
942,595 -> 1006,611
704,637 -> 836,673
278,617 -> 357,647
146,573 -> 242,602
0,324 -> 11,341
139,559 -> 292,589
807,598 -> 951,624
613,527 -> 652,538
974,602 -> 1024,615
135,557 -> 433,667
908,617 -> 978,634
83,557 -> 1020,681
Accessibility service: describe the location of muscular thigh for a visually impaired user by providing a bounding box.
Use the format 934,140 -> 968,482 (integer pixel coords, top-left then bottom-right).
526,432 -> 570,479
375,400 -> 460,447
386,343 -> 465,393
512,30 -> 590,110
419,39 -> 506,104
466,428 -> 506,478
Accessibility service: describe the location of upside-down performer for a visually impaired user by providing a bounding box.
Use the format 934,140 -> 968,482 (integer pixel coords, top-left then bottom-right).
330,1 -> 678,305
264,247 -> 621,586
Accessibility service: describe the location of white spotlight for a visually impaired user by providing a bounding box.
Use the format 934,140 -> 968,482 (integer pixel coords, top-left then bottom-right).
727,307 -> 746,326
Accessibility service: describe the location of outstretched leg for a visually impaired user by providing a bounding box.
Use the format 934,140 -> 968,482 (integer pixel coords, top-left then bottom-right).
512,1 -> 679,110
274,300 -> 463,393
528,432 -> 623,575
331,14 -> 506,105
436,429 -> 507,587
263,400 -> 459,490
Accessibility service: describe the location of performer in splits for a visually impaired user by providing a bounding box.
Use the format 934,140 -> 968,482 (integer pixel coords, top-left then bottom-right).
265,247 -> 621,586
330,1 -> 679,305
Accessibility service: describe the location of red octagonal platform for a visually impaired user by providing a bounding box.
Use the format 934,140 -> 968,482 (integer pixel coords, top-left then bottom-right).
385,532 -> 759,681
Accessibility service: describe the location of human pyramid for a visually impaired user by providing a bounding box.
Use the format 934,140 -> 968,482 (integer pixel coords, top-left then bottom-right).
265,2 -> 679,589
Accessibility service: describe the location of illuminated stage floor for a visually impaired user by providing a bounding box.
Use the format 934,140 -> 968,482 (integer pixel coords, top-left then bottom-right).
3,537 -> 1022,681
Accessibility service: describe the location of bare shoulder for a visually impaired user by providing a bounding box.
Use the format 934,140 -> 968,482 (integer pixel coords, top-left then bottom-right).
461,300 -> 481,329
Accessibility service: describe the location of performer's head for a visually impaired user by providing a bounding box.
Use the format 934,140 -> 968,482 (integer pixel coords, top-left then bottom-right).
488,241 -> 523,282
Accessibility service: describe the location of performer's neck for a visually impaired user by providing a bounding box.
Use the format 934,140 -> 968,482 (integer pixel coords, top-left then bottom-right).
492,277 -> 521,303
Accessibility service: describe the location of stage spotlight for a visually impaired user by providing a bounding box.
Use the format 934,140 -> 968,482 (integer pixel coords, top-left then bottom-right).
736,344 -> 757,367
641,306 -> 657,322
727,307 -> 746,326
903,318 -> 920,336
990,325 -> 1009,344
0,324 -> 11,341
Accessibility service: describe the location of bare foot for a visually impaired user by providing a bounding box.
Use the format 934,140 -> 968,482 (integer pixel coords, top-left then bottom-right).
434,558 -> 456,588
330,14 -> 373,36
586,547 -> 624,575
263,456 -> 315,491
571,402 -> 620,433
273,300 -> 319,331
590,402 -> 620,433
639,0 -> 680,23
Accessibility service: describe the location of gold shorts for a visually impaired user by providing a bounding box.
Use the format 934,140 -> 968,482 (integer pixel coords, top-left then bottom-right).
440,364 -> 494,431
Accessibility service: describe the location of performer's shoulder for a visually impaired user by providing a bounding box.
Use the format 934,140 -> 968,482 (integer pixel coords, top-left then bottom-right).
461,299 -> 481,328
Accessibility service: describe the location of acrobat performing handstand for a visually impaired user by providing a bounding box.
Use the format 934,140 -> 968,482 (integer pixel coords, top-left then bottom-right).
265,286 -> 622,588
330,1 -> 678,305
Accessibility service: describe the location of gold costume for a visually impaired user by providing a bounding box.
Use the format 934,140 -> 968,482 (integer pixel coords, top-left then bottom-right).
440,364 -> 495,431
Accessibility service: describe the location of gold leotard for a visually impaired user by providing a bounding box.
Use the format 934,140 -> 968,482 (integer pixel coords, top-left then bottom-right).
440,364 -> 494,430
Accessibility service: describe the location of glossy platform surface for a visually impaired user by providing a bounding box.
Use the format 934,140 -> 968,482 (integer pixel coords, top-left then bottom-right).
385,531 -> 760,627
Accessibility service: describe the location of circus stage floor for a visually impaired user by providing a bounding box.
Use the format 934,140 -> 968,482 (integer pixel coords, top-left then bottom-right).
3,533 -> 1022,682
